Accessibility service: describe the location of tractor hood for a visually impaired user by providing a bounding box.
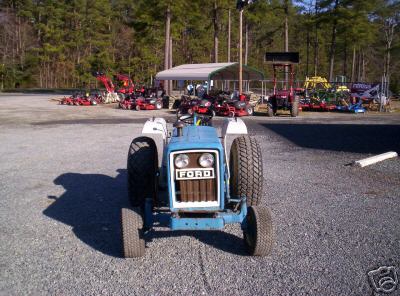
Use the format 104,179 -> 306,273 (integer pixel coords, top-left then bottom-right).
168,126 -> 223,152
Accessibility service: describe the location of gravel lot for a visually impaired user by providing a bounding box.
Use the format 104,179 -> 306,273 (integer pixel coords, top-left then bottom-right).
0,93 -> 399,296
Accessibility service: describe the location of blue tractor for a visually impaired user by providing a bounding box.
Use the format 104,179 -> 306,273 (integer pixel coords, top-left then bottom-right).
121,114 -> 274,257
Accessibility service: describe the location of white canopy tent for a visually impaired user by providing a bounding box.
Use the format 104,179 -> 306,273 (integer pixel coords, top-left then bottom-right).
155,62 -> 264,81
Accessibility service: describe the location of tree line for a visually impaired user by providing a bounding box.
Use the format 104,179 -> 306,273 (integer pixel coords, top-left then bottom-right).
0,0 -> 399,93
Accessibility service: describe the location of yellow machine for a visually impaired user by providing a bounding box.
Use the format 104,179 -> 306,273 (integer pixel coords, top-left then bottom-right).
304,76 -> 332,90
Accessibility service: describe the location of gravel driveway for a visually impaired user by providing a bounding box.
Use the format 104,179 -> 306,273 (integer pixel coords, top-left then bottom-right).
0,94 -> 399,295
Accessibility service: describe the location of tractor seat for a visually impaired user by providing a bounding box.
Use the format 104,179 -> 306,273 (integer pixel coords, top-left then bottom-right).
234,101 -> 246,109
145,98 -> 156,104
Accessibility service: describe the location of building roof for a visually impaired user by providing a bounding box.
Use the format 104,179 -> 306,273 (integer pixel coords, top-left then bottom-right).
155,62 -> 264,81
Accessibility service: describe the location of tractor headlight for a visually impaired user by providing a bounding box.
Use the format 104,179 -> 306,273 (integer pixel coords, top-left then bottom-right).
199,153 -> 214,168
175,154 -> 189,168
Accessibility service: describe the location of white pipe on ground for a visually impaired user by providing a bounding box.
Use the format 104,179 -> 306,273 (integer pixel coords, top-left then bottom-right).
354,152 -> 398,167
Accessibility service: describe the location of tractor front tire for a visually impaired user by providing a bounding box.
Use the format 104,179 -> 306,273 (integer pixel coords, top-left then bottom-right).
246,105 -> 254,116
290,96 -> 300,117
127,137 -> 158,207
118,93 -> 125,101
155,101 -> 162,110
243,206 -> 274,256
229,136 -> 263,206
121,207 -> 145,258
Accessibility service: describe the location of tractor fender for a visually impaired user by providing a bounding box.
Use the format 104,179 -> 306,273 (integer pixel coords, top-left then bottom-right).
221,118 -> 248,179
142,118 -> 168,140
221,117 -> 248,136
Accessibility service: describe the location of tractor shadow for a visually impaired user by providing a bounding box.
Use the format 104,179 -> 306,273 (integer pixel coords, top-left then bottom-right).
43,169 -> 247,257
43,169 -> 129,257
259,123 -> 400,154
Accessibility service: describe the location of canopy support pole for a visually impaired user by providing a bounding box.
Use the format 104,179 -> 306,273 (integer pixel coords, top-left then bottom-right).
262,81 -> 264,104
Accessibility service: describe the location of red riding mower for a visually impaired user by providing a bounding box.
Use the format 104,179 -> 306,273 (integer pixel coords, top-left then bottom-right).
60,92 -> 99,106
60,95 -> 75,105
130,88 -> 163,111
118,96 -> 134,110
73,96 -> 95,106
176,95 -> 214,117
212,92 -> 253,117
132,96 -> 162,111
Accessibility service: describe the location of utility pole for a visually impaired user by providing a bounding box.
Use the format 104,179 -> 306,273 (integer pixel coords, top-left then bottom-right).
228,9 -> 231,62
239,8 -> 243,94
164,5 -> 171,95
169,37 -> 173,94
213,0 -> 219,63
236,0 -> 254,94
245,22 -> 248,65
284,0 -> 289,52
314,0 -> 319,76
284,0 -> 289,87
351,46 -> 356,82
328,0 -> 339,82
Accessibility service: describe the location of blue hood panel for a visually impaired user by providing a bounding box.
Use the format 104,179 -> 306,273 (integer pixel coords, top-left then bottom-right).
166,125 -> 226,212
168,126 -> 223,152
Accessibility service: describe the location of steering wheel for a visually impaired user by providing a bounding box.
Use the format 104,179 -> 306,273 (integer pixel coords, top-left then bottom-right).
178,114 -> 194,124
178,114 -> 213,126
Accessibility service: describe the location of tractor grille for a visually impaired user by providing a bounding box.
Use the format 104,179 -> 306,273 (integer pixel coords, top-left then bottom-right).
176,178 -> 217,202
174,152 -> 218,203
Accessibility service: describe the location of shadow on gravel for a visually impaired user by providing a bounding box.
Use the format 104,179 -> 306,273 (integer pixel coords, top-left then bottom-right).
43,169 -> 129,257
44,169 -> 247,257
260,123 -> 400,154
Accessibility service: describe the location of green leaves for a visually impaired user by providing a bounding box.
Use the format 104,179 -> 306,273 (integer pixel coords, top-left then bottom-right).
0,0 -> 398,89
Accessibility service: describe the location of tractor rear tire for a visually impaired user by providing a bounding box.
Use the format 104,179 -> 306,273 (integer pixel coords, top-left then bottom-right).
209,108 -> 216,117
243,206 -> 274,256
176,108 -> 183,118
121,207 -> 145,258
127,137 -> 158,207
270,97 -> 278,115
266,104 -> 274,117
290,95 -> 300,117
229,136 -> 263,206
